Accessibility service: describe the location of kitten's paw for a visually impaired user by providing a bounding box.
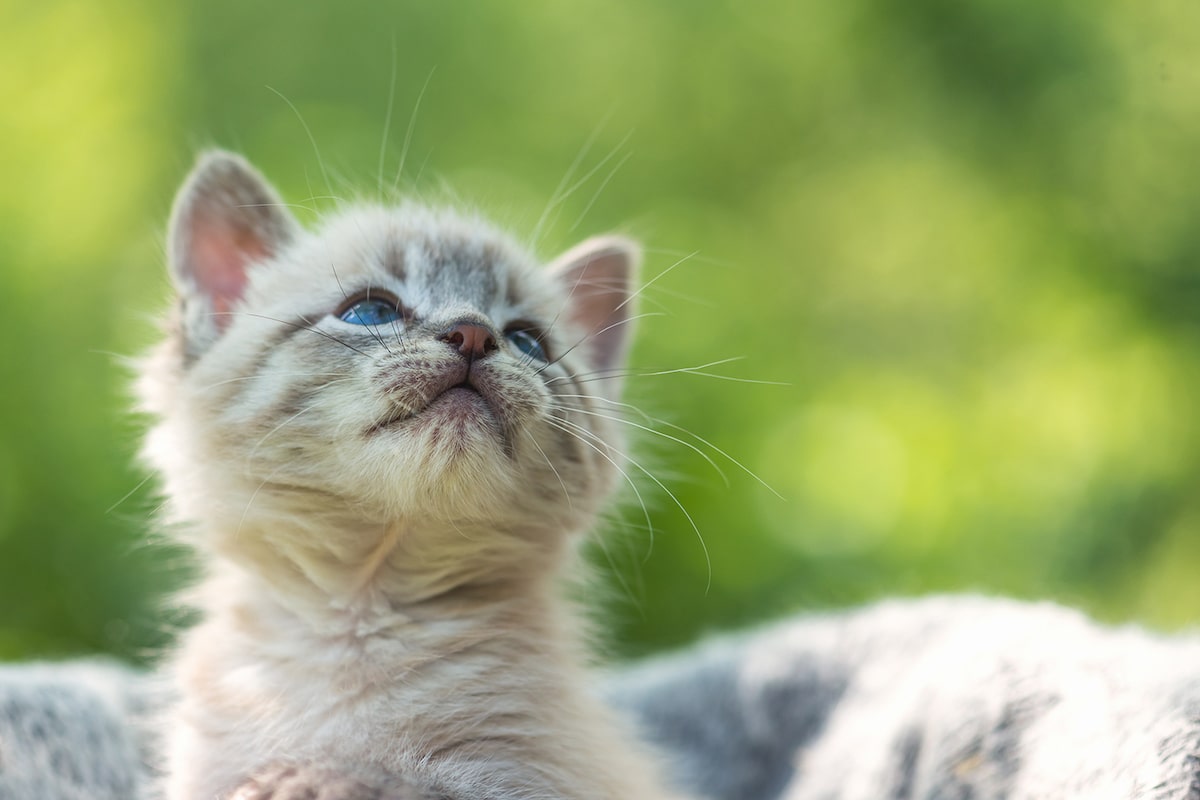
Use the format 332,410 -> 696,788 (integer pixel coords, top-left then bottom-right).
229,762 -> 443,800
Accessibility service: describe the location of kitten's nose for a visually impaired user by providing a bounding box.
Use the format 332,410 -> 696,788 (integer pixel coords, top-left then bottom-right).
439,322 -> 498,360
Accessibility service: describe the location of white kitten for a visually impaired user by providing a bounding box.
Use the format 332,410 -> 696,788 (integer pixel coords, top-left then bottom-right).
141,152 -> 686,800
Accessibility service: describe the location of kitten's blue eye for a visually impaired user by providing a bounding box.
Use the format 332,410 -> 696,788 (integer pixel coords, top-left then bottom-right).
506,328 -> 547,362
339,298 -> 401,326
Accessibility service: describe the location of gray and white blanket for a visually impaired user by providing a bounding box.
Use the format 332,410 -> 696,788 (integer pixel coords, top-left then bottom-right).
4,596 -> 1199,800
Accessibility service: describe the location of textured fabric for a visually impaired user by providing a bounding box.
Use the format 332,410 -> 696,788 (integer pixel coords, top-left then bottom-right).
0,660 -> 154,800
614,596 -> 1200,800
5,596 -> 1200,799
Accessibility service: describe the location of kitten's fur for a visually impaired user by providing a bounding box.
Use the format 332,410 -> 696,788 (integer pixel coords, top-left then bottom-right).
141,152 -> 685,800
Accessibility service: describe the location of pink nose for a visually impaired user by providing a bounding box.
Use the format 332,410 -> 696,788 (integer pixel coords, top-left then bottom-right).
440,322 -> 498,360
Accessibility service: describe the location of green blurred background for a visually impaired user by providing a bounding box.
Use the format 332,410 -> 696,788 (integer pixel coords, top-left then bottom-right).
3,0 -> 1200,664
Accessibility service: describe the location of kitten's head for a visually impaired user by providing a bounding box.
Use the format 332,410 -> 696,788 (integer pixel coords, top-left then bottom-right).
140,152 -> 637,590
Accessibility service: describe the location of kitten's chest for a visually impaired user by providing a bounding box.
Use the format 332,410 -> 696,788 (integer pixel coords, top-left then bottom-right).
167,610 -> 680,800
176,603 -> 545,742
168,623 -> 456,796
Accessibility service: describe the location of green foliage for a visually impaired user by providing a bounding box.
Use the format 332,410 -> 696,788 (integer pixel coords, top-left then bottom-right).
2,0 -> 1199,663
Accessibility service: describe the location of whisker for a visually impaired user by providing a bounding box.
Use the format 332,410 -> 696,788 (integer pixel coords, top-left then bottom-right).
236,464 -> 293,546
556,395 -> 784,499
536,251 -> 700,380
266,85 -> 335,202
219,311 -> 373,359
345,215 -> 416,358
613,250 -> 698,318
523,430 -> 572,512
636,363 -> 791,385
567,149 -> 633,234
530,109 -> 615,248
377,34 -> 399,200
538,128 -> 634,243
585,512 -> 644,614
235,200 -> 333,215
548,415 -> 711,589
330,264 -> 393,355
534,241 -> 608,370
391,67 -> 436,195
641,246 -> 738,271
232,403 -> 326,541
671,371 -> 788,385
196,372 -> 349,393
549,357 -> 790,387
411,150 -> 434,188
105,472 -> 157,515
540,275 -> 677,314
536,311 -> 664,377
553,403 -> 730,488
249,402 -> 322,462
542,415 -> 656,561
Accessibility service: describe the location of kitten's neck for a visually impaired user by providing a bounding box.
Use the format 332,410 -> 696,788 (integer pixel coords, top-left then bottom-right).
189,548 -> 585,698
195,506 -> 576,635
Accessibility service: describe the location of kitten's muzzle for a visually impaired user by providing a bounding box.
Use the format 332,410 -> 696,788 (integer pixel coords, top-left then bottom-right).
371,350 -> 507,436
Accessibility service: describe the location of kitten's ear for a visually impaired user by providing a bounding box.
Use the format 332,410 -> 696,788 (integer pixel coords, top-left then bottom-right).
548,236 -> 639,396
167,151 -> 298,344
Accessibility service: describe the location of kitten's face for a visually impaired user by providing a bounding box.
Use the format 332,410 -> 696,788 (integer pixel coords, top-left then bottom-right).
141,153 -> 637,565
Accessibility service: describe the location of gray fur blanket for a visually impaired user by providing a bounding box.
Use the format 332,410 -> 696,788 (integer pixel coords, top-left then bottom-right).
3,596 -> 1199,800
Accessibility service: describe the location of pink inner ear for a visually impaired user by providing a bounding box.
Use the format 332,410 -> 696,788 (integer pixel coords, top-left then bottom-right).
569,281 -> 629,367
550,240 -> 638,382
189,216 -> 270,320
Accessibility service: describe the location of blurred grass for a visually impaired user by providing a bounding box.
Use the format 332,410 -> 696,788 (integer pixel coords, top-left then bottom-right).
2,0 -> 1200,663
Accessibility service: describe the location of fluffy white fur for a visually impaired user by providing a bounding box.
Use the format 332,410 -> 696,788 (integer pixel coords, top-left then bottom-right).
141,152 -> 686,800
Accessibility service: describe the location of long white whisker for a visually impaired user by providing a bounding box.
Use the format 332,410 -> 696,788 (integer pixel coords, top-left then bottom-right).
235,200 -> 331,215
249,403 -> 322,462
377,34 -> 399,200
556,395 -> 784,499
613,250 -> 699,317
391,67 -> 436,194
586,514 -> 643,614
549,415 -> 711,589
552,356 -> 743,379
549,357 -> 790,387
105,472 -> 157,515
567,149 -> 633,234
233,404 -> 325,543
652,369 -> 790,386
555,403 -> 729,487
552,129 -> 633,211
642,246 -> 738,271
538,129 -> 634,242
543,416 -> 656,560
530,110 -> 614,247
533,237 -> 611,370
221,312 -> 373,359
197,372 -> 350,393
266,85 -> 334,201
537,311 -> 664,377
523,430 -> 572,512
236,464 -> 294,546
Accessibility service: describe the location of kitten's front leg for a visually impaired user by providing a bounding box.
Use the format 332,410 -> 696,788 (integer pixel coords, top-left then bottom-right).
229,762 -> 445,800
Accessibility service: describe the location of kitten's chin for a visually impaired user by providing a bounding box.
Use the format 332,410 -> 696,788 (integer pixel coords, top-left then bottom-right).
357,393 -> 514,510
370,385 -> 505,445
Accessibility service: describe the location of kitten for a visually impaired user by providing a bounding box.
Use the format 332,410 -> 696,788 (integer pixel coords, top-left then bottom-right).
140,152 -> 687,800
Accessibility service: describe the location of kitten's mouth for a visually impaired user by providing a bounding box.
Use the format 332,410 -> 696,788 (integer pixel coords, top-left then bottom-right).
428,381 -> 500,424
438,382 -> 488,406
370,372 -> 504,437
